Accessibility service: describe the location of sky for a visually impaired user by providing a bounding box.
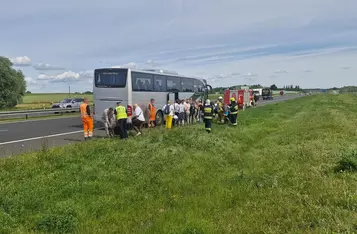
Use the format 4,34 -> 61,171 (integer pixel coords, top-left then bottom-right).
1,0 -> 357,92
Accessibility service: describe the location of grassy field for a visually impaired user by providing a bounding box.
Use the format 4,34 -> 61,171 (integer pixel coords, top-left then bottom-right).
22,93 -> 93,104
1,94 -> 357,233
0,93 -> 94,111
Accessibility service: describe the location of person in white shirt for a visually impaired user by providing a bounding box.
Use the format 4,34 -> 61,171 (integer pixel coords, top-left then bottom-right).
173,99 -> 180,126
184,99 -> 191,125
163,100 -> 175,128
178,100 -> 185,126
102,107 -> 115,137
131,104 -> 145,136
162,101 -> 175,117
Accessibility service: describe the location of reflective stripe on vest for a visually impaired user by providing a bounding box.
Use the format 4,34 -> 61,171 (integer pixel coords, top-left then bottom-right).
204,106 -> 213,119
116,106 -> 127,120
230,103 -> 238,115
80,103 -> 89,118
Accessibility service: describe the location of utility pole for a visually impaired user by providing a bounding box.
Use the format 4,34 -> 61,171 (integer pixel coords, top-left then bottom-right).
69,86 -> 71,98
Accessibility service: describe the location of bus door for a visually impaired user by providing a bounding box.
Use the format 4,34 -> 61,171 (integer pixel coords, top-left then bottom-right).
167,92 -> 178,102
205,84 -> 213,99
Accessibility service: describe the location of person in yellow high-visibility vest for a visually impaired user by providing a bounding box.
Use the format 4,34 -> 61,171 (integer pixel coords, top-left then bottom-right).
228,97 -> 239,126
80,98 -> 93,140
217,96 -> 225,124
203,99 -> 214,133
114,101 -> 128,139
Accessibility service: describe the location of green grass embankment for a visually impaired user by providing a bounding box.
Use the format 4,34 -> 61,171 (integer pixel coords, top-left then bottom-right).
1,94 -> 357,233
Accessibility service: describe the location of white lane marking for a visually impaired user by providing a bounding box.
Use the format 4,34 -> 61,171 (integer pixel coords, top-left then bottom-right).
0,129 -> 95,146
0,116 -> 78,125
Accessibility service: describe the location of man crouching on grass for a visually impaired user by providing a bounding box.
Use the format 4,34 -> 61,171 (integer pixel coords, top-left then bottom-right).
102,107 -> 115,137
130,104 -> 145,136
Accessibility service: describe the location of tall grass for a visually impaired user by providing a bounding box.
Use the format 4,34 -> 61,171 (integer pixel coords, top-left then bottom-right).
1,94 -> 357,233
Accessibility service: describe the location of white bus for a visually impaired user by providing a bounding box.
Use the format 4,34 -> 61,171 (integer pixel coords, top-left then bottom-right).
93,68 -> 212,125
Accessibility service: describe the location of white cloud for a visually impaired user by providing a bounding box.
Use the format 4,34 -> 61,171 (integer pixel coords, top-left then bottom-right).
37,70 -> 93,83
242,74 -> 257,83
145,59 -> 161,67
79,70 -> 93,78
33,63 -> 65,70
206,72 -> 241,81
274,69 -> 288,74
111,62 -> 137,69
10,56 -> 31,66
240,72 -> 258,78
25,77 -> 37,85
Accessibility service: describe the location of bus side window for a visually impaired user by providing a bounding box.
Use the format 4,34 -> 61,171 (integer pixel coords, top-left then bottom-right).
194,79 -> 204,93
154,75 -> 167,92
181,78 -> 194,92
167,76 -> 181,92
132,72 -> 154,91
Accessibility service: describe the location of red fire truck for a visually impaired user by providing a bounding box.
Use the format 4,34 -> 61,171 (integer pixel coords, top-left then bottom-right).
224,89 -> 253,110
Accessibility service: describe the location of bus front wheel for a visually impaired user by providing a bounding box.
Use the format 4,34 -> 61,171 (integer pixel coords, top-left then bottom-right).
155,111 -> 164,126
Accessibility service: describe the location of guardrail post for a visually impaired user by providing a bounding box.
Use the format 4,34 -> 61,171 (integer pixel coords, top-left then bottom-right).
26,114 -> 28,119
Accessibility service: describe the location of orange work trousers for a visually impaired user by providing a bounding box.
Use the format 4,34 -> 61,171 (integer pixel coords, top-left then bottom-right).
82,116 -> 93,138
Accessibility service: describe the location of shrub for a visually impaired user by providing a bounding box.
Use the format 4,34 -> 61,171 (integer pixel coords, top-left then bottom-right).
335,149 -> 357,172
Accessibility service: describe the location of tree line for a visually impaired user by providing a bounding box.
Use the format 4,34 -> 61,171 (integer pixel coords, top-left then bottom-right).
211,84 -> 302,93
0,56 -> 26,108
338,86 -> 357,93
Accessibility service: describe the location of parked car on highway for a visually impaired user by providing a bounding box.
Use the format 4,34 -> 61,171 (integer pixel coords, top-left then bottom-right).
52,98 -> 84,110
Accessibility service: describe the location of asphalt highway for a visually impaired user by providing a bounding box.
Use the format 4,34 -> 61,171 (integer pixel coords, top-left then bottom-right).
0,94 -> 303,157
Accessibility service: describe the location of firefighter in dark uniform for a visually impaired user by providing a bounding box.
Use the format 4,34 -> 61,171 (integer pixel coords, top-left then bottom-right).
203,99 -> 214,133
228,97 -> 238,126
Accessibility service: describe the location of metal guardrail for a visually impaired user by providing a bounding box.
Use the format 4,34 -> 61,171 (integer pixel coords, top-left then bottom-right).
0,108 -> 80,120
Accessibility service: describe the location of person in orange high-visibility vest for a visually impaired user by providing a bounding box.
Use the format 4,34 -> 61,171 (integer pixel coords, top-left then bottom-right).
147,98 -> 156,128
80,98 -> 93,140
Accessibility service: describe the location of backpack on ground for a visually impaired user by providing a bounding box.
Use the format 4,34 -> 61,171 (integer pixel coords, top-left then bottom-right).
164,104 -> 170,115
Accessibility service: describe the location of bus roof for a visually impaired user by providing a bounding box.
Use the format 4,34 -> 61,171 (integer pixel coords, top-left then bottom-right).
94,68 -> 206,83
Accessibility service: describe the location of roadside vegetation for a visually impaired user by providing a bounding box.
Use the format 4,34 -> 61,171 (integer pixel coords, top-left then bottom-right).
3,93 -> 94,111
1,94 -> 357,233
0,57 -> 26,109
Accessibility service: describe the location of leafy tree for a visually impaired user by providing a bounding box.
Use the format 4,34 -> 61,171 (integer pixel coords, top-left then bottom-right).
83,91 -> 93,94
0,56 -> 26,108
250,84 -> 263,89
270,84 -> 278,90
26,91 -> 32,94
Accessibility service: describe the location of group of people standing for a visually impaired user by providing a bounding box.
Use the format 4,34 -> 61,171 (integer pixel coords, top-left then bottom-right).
163,96 -> 239,133
100,98 -> 158,139
80,95 -> 240,140
162,98 -> 204,127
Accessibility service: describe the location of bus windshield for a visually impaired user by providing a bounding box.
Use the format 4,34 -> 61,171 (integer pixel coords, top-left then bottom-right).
94,69 -> 128,88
